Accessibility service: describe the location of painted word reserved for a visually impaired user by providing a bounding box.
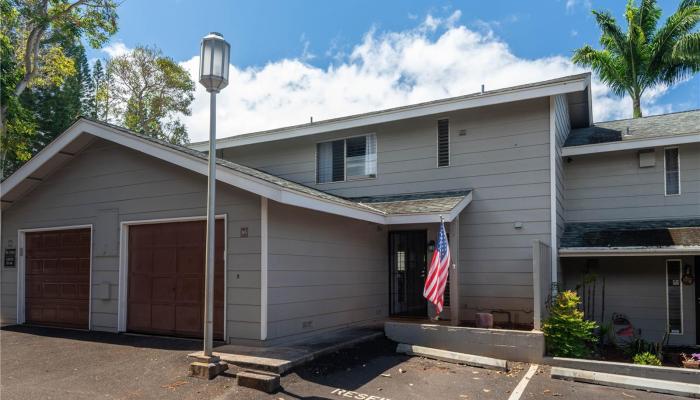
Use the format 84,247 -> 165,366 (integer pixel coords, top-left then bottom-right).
330,388 -> 391,400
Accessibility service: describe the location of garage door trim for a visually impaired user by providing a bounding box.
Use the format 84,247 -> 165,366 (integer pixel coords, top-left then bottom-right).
117,215 -> 227,339
16,224 -> 93,328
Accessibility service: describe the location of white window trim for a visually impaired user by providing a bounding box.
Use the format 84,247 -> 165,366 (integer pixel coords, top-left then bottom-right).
16,224 -> 94,329
315,133 -> 377,184
665,259 -> 683,335
436,118 -> 450,168
117,214 -> 228,340
664,146 -> 681,196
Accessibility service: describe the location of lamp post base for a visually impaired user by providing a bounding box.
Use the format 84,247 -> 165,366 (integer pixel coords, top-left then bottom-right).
189,355 -> 228,380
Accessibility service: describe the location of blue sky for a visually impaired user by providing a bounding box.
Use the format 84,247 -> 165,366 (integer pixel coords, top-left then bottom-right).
91,0 -> 700,141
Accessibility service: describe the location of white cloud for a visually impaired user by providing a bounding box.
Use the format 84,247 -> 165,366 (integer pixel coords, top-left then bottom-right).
566,0 -> 592,13
181,12 -> 674,142
101,41 -> 131,58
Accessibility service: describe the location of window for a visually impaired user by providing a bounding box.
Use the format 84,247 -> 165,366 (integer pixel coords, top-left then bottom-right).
316,134 -> 377,183
437,119 -> 449,167
666,259 -> 683,334
665,147 -> 680,195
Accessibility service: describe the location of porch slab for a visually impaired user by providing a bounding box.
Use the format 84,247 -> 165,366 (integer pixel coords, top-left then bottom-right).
385,321 -> 545,363
188,326 -> 383,375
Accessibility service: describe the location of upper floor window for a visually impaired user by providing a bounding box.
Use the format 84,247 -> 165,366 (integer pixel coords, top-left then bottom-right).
437,119 -> 449,167
317,134 -> 376,183
664,147 -> 680,195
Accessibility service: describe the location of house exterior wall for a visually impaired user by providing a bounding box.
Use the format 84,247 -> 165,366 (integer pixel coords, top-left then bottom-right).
561,256 -> 696,346
564,142 -> 700,222
552,95 -> 570,253
0,138 -> 262,342
266,201 -> 386,342
223,98 -> 553,325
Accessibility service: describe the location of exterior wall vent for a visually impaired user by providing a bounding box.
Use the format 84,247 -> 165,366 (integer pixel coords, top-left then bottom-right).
639,149 -> 655,168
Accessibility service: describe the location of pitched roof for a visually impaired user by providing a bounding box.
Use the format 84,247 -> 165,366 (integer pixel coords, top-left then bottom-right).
1,118 -> 471,224
561,219 -> 700,250
189,73 -> 591,151
351,190 -> 472,215
565,109 -> 700,147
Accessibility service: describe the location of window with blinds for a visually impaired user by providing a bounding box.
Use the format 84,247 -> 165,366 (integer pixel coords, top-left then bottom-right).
665,147 -> 680,195
317,134 -> 377,183
437,119 -> 449,167
666,259 -> 683,334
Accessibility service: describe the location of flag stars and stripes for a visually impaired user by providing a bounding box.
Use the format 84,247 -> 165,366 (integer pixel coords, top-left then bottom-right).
423,220 -> 451,315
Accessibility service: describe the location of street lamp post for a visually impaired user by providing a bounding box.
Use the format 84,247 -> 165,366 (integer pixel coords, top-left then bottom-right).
190,32 -> 230,380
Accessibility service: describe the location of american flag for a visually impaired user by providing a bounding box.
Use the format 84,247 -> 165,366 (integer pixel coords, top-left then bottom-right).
423,221 -> 451,315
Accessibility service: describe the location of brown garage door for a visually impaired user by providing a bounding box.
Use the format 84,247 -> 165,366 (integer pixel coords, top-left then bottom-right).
25,228 -> 91,329
127,220 -> 224,339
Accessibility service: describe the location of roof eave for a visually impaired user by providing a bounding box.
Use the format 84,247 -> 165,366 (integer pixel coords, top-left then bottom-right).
562,132 -> 700,156
559,246 -> 700,257
190,74 -> 590,151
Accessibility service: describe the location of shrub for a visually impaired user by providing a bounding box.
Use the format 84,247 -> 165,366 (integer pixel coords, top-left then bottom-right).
542,290 -> 598,358
633,352 -> 662,366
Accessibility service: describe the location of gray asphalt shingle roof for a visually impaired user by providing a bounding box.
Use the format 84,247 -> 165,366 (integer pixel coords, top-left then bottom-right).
561,219 -> 700,248
564,109 -> 700,147
83,118 -> 469,218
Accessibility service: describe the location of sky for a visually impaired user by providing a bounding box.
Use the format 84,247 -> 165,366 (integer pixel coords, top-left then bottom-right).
89,0 -> 700,143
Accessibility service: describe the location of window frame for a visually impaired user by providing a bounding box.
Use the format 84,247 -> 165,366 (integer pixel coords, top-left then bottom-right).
436,118 -> 450,168
665,259 -> 683,335
664,147 -> 681,196
315,133 -> 377,184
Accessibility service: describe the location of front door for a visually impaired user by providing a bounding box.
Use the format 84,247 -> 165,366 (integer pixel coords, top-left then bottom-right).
389,230 -> 427,317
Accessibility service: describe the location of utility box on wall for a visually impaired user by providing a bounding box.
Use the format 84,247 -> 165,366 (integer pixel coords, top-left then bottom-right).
638,149 -> 656,168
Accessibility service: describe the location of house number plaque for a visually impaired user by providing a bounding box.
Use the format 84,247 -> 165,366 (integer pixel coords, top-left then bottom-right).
4,248 -> 16,268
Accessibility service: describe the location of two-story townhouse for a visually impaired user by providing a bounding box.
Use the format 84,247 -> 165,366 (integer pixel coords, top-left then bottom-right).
559,110 -> 700,346
1,72 -> 696,349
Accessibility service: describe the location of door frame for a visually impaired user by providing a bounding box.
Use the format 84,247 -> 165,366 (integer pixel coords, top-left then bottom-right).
117,215 -> 228,339
16,224 -> 94,329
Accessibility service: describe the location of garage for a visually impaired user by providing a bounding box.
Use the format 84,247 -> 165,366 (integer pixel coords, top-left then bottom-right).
126,220 -> 225,339
25,228 -> 91,329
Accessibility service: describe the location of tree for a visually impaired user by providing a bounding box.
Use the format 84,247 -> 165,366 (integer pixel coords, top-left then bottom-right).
1,0 -> 118,177
21,35 -> 93,149
106,45 -> 195,144
90,59 -> 109,119
573,0 -> 700,118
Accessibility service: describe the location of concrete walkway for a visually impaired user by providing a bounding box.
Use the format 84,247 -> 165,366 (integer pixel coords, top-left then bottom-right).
189,327 -> 384,374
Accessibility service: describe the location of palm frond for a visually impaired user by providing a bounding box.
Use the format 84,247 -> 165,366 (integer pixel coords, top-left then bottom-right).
572,46 -> 629,97
648,2 -> 700,81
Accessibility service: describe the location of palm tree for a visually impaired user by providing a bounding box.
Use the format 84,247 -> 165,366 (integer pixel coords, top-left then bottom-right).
573,0 -> 700,118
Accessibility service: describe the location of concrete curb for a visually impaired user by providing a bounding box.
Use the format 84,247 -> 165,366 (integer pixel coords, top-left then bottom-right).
396,343 -> 509,371
544,356 -> 700,384
551,366 -> 700,398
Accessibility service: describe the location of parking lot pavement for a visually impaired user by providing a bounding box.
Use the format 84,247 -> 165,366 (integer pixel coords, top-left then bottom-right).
1,327 -> 690,400
0,325 -> 251,400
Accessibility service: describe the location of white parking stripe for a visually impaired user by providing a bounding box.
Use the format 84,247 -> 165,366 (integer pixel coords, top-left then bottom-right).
507,364 -> 539,400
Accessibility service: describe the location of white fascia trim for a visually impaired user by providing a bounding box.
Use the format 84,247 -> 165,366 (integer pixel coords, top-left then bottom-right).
561,132 -> 700,157
191,78 -> 589,151
559,246 -> 700,257
383,192 -> 472,225
1,119 -> 387,225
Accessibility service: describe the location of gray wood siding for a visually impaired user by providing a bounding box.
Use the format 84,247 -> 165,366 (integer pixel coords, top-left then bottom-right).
553,94 -> 570,242
224,98 -> 553,325
267,201 -> 386,341
0,139 -> 261,341
562,256 -> 696,346
564,143 -> 700,222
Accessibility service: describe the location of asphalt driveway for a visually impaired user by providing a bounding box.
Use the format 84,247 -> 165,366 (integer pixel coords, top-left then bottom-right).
1,325 -> 688,400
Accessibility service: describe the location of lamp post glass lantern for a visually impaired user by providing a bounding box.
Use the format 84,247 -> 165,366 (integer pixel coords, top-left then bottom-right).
199,32 -> 230,358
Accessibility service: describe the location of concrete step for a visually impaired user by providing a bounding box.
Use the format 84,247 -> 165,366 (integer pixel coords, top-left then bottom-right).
237,370 -> 281,393
396,343 -> 509,371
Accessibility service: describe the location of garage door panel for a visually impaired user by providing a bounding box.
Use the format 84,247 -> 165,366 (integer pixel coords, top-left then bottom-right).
153,248 -> 177,274
151,277 -> 176,302
127,220 -> 224,339
25,228 -> 90,329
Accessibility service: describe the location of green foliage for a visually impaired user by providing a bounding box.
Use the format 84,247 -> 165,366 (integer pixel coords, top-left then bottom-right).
106,45 -> 195,145
542,290 -> 598,358
1,0 -> 118,178
572,0 -> 700,117
621,333 -> 668,359
633,351 -> 662,366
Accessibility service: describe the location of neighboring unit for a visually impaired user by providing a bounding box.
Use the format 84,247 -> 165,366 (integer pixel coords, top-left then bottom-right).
1,72 -> 697,347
